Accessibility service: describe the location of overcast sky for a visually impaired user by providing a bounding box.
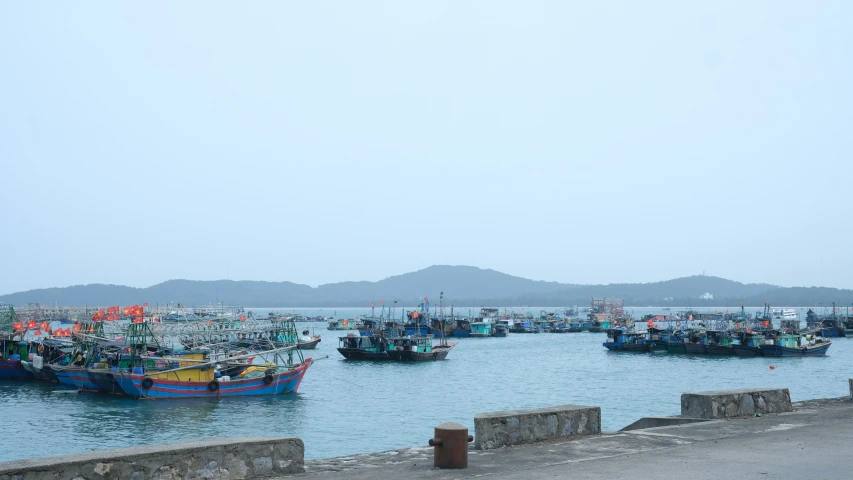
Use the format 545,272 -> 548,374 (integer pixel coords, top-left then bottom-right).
1,1 -> 851,294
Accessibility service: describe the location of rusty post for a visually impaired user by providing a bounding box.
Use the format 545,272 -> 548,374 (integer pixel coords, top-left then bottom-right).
429,422 -> 473,469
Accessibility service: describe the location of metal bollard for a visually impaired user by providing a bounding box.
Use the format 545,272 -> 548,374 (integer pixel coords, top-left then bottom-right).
428,421 -> 474,469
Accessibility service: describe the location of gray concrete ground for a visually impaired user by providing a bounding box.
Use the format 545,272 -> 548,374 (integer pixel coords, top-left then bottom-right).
285,397 -> 853,479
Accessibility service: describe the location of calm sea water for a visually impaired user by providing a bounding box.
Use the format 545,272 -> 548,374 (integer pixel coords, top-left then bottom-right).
1,306 -> 851,462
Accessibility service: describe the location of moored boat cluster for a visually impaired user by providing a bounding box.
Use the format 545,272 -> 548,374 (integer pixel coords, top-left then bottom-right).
602,305 -> 847,357
0,304 -> 317,398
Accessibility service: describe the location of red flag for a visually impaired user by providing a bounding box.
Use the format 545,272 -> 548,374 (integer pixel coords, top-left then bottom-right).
143,302 -> 148,307
13,322 -> 23,331
132,317 -> 144,324
73,324 -> 82,333
26,320 -> 37,329
40,321 -> 50,332
34,330 -> 41,336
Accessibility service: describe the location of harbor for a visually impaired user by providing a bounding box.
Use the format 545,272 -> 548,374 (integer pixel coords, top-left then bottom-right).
1,301 -> 853,464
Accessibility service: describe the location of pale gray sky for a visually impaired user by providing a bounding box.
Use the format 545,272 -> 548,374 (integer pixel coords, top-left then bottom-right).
1,1 -> 851,294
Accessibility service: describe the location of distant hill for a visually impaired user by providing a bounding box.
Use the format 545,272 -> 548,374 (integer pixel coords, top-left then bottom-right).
1,265 -> 851,307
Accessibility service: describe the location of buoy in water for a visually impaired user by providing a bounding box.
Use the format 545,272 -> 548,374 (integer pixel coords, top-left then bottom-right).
769,366 -> 775,370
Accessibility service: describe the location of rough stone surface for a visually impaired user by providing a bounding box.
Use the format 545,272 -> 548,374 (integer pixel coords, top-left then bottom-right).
681,388 -> 792,419
473,404 -> 600,450
0,437 -> 303,480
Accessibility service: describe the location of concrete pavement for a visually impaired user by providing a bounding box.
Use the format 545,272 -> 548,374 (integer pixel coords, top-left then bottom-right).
287,397 -> 853,479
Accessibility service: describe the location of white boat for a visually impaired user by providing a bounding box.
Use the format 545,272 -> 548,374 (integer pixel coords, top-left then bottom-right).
772,309 -> 798,321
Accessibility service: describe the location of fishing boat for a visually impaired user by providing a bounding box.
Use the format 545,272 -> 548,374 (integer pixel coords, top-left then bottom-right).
818,316 -> 845,338
469,319 -> 493,337
509,317 -> 535,333
565,319 -> 583,333
731,333 -> 765,357
685,331 -> 708,354
493,323 -> 509,337
337,334 -> 455,361
0,339 -> 32,380
759,333 -> 831,357
112,323 -> 313,399
114,358 -> 313,399
451,318 -> 472,337
297,331 -> 321,350
327,318 -> 359,331
646,328 -> 669,352
603,328 -> 651,352
666,330 -> 689,354
404,299 -> 434,336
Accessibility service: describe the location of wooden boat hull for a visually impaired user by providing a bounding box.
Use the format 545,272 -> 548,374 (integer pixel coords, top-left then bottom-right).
468,333 -> 492,338
397,345 -> 454,361
297,338 -> 321,350
666,343 -> 687,354
67,367 -> 100,390
707,345 -> 735,356
603,343 -> 649,352
338,345 -> 455,361
685,343 -> 707,354
337,348 -> 392,360
492,331 -> 508,337
404,325 -> 433,336
759,343 -> 831,357
87,370 -> 124,395
819,329 -> 845,338
114,361 -> 312,399
588,327 -> 604,333
20,361 -> 51,381
451,329 -> 471,338
731,345 -> 763,357
648,340 -> 668,352
44,366 -> 75,386
0,360 -> 32,380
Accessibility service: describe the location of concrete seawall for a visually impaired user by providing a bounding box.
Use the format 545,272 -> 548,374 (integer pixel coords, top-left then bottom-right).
681,388 -> 792,419
0,437 -> 303,480
474,404 -> 601,450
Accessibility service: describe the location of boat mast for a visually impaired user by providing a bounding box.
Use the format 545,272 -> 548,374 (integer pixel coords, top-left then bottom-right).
439,292 -> 445,345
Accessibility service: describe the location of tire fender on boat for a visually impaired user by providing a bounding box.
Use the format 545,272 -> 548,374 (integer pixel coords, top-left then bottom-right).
208,380 -> 220,392
263,374 -> 274,385
142,377 -> 154,389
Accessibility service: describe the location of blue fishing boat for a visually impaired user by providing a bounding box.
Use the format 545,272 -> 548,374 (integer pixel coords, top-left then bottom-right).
451,318 -> 471,337
404,299 -> 435,336
113,321 -> 312,399
0,340 -> 32,380
603,328 -> 650,352
115,360 -> 313,399
818,318 -> 845,338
